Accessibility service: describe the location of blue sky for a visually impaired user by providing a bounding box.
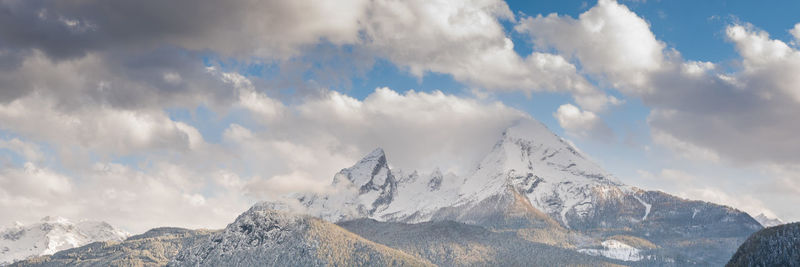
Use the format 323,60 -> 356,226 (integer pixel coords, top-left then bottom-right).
0,0 -> 799,232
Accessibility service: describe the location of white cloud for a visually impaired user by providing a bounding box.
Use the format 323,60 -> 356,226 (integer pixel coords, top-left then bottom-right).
727,24 -> 800,103
553,103 -> 613,140
1,0 -> 799,231
644,24 -> 800,166
230,86 -> 529,183
518,0 -> 800,167
0,160 -> 254,233
361,0 -> 615,111
516,0 -> 666,93
0,78 -> 533,232
650,129 -> 720,163
0,163 -> 72,204
0,0 -> 617,112
791,23 -> 800,44
0,92 -> 205,158
0,138 -> 43,163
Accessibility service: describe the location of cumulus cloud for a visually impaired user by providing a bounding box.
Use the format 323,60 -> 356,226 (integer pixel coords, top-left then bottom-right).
650,129 -> 721,163
0,161 -> 252,233
0,138 -> 44,163
727,24 -> 800,103
517,0 -> 800,167
239,86 -> 528,176
361,0 -> 615,110
0,163 -> 72,206
0,77 -> 529,231
553,103 -> 613,141
1,0 -> 798,230
646,25 -> 800,166
0,0 -> 567,231
0,92 -> 206,158
516,0 -> 665,93
792,23 -> 800,44
0,0 -> 617,112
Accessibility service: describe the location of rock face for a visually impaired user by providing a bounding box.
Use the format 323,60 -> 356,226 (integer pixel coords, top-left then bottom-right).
0,217 -> 128,265
10,228 -> 214,267
727,222 -> 800,267
296,119 -> 762,265
169,203 -> 432,267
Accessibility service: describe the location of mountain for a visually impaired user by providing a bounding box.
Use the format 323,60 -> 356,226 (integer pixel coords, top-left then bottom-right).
753,213 -> 784,227
0,216 -> 128,265
10,228 -> 214,267
295,119 -> 762,265
169,203 -> 432,267
5,118 -> 766,266
726,222 -> 800,267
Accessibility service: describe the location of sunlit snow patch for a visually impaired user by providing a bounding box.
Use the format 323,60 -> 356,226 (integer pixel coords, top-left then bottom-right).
578,239 -> 643,261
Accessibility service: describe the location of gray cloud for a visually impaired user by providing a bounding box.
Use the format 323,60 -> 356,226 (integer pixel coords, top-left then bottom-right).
0,0 -> 617,112
0,0 -> 367,60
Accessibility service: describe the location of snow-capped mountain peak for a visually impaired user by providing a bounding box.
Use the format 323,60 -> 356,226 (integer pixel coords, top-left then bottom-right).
753,213 -> 784,227
456,119 -> 626,227
0,217 -> 128,265
298,118 -> 630,228
479,119 -> 618,184
300,147 -> 399,222
333,148 -> 393,191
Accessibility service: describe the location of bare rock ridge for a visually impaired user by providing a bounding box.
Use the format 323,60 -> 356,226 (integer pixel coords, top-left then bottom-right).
168,203 -> 431,267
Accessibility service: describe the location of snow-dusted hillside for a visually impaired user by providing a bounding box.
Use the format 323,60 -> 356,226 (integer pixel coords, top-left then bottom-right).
169,203 -> 431,267
0,217 -> 128,265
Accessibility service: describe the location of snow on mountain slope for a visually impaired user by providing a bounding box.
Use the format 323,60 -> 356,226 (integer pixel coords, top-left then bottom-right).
578,239 -> 643,262
0,217 -> 128,265
753,213 -> 784,227
298,148 -> 400,222
461,119 -> 627,227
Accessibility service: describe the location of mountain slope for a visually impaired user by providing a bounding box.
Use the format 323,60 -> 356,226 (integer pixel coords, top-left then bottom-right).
726,222 -> 800,267
10,228 -> 214,267
170,203 -> 432,267
0,217 -> 128,265
338,218 -> 624,267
